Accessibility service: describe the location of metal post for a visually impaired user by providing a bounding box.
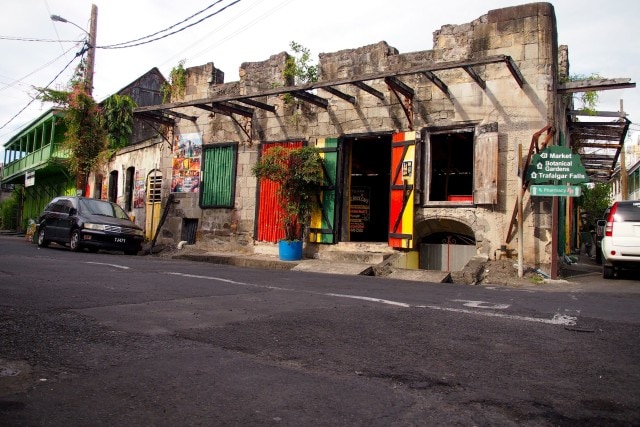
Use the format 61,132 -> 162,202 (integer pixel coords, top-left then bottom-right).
517,144 -> 524,278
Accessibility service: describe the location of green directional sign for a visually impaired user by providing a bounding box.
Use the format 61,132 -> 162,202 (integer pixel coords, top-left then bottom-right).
526,145 -> 588,184
530,185 -> 582,197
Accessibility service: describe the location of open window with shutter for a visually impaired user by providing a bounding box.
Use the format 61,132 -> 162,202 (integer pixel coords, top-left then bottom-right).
422,123 -> 498,205
200,142 -> 238,208
472,123 -> 499,205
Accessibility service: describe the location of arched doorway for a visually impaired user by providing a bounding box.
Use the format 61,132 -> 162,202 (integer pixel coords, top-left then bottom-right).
417,218 -> 476,271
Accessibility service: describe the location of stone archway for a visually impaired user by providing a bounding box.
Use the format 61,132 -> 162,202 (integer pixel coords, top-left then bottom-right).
416,217 -> 477,271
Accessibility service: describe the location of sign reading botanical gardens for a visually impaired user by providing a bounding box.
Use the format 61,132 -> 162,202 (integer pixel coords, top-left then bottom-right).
527,145 -> 588,184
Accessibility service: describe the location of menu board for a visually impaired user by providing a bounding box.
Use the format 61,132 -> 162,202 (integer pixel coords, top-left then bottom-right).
350,187 -> 371,234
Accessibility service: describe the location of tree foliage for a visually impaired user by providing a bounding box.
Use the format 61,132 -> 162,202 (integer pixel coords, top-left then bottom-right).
284,41 -> 318,85
102,94 -> 137,151
579,182 -> 612,227
252,146 -> 324,241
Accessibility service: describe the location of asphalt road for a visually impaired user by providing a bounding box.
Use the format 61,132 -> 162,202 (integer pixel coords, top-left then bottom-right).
1,235 -> 639,426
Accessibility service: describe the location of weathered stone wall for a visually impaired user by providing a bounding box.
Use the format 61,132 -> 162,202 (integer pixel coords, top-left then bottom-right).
166,2 -> 558,265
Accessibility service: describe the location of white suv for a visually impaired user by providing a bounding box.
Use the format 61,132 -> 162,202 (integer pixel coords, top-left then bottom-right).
601,200 -> 640,279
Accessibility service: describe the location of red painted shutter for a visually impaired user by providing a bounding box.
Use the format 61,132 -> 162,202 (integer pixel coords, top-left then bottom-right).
388,131 -> 417,249
256,141 -> 303,242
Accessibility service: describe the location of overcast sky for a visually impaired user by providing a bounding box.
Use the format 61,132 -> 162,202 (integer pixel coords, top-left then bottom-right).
1,0 -> 639,159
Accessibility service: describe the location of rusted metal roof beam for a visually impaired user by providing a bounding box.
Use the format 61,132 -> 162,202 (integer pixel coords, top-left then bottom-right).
134,55 -> 527,114
162,110 -> 197,122
567,110 -> 627,118
463,66 -> 486,90
321,86 -> 356,104
290,90 -> 328,108
422,71 -> 450,97
214,101 -> 254,118
134,112 -> 175,126
384,76 -> 414,98
505,57 -> 525,88
236,98 -> 276,113
351,81 -> 385,100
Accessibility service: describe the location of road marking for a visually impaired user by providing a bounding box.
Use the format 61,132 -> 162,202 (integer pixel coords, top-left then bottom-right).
84,262 -> 129,270
324,293 -> 411,307
165,272 -> 577,326
452,299 -> 510,309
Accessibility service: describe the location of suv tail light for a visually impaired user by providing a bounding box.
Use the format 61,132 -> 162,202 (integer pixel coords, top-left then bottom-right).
605,203 -> 618,237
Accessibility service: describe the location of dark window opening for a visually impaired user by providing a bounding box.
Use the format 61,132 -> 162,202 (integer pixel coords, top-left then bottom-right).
182,218 -> 198,244
427,130 -> 474,202
124,167 -> 135,211
108,170 -> 118,203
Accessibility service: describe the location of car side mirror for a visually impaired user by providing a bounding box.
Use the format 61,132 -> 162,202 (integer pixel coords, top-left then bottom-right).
69,207 -> 77,216
596,219 -> 606,227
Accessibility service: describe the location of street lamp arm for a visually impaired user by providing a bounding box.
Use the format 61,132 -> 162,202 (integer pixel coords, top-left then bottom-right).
50,14 -> 89,35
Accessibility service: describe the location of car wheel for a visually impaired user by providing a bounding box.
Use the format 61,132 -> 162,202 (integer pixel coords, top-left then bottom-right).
37,227 -> 49,248
70,229 -> 82,252
603,265 -> 615,279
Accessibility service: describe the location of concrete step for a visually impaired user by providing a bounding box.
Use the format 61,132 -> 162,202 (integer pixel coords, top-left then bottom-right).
317,250 -> 390,264
292,260 -> 374,275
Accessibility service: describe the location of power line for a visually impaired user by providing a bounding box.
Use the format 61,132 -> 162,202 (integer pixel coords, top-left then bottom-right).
100,0 -> 226,48
0,36 -> 82,43
0,45 -> 86,131
0,44 -> 80,93
98,0 -> 241,49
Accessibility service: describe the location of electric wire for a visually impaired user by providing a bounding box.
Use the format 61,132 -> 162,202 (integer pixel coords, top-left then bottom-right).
98,0 -> 241,49
0,45 -> 87,131
0,43 -> 81,93
99,0 -> 226,48
0,36 -> 82,43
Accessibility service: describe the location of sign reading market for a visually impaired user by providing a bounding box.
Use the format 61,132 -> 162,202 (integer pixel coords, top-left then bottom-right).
527,145 -> 588,185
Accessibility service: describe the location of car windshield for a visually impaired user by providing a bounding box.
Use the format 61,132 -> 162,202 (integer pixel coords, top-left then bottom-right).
79,199 -> 130,220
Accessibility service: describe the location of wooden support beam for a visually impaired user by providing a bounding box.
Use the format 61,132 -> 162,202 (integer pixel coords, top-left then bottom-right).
384,76 -> 414,98
321,86 -> 356,104
505,57 -> 525,88
290,90 -> 328,108
463,66 -> 486,90
351,81 -> 385,100
557,78 -> 636,94
236,98 -> 276,113
422,71 -> 450,97
567,110 -> 627,118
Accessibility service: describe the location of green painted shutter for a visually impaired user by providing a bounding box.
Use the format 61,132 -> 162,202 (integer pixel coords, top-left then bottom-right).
200,143 -> 237,208
309,137 -> 339,244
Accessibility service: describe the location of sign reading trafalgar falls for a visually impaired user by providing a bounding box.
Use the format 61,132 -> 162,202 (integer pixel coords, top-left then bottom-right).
527,145 -> 588,185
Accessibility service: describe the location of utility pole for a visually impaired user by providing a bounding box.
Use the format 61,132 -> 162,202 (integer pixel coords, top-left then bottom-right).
85,4 -> 98,95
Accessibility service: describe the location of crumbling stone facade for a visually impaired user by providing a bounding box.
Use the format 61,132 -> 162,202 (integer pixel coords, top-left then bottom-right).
147,2 -> 560,268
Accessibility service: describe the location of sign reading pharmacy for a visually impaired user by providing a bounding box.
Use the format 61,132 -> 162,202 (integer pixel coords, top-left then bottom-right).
531,185 -> 582,197
526,145 -> 588,184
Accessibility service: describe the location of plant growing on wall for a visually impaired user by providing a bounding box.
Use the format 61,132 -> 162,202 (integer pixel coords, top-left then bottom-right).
562,73 -> 602,116
251,145 -> 324,241
282,41 -> 318,107
161,60 -> 187,102
102,94 -> 137,151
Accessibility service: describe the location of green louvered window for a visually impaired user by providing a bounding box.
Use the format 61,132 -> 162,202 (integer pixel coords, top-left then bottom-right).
200,143 -> 238,208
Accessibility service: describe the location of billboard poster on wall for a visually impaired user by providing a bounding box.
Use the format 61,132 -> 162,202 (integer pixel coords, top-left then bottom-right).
172,132 -> 202,193
134,169 -> 146,208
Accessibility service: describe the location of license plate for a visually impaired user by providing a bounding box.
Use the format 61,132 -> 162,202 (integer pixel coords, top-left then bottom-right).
114,237 -> 126,243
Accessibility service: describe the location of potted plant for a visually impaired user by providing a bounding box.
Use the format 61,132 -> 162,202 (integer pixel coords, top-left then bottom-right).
252,145 -> 324,260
